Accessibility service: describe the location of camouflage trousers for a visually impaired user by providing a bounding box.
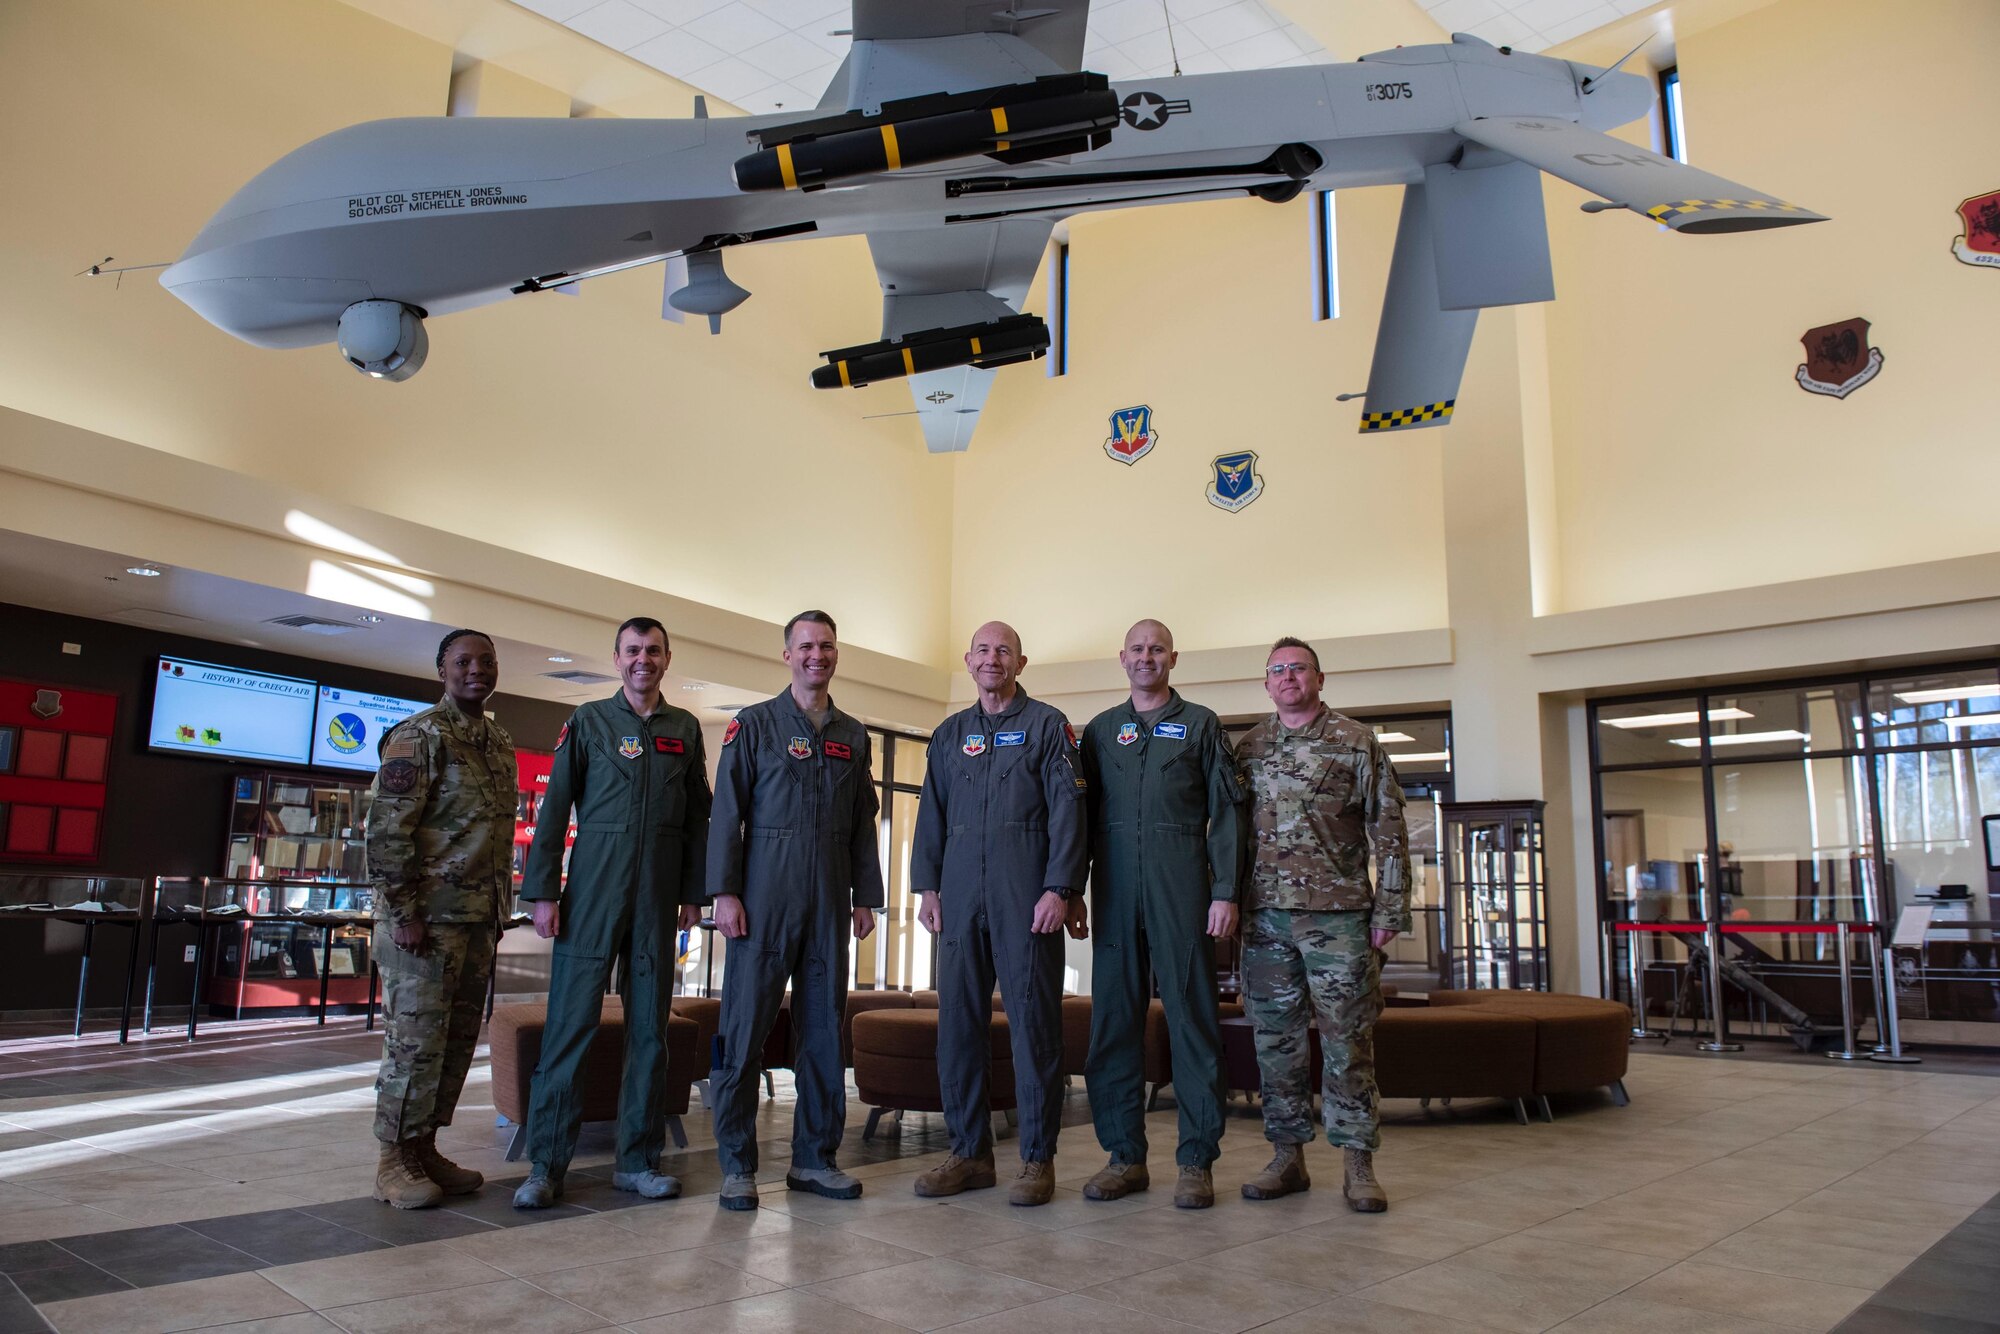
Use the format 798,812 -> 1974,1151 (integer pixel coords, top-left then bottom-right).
373,921 -> 495,1144
1242,908 -> 1382,1151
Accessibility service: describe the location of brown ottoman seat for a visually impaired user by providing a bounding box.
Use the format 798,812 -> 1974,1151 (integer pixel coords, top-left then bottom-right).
1376,1007 -> 1538,1123
842,989 -> 918,1066
852,1008 -> 1016,1140
1407,990 -> 1631,1119
488,997 -> 699,1159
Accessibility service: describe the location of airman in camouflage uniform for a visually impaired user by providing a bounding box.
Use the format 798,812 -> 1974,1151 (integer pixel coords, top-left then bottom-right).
1235,637 -> 1409,1213
367,629 -> 517,1209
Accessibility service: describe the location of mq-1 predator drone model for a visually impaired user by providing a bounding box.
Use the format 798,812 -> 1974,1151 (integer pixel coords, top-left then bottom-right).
161,0 -> 1824,452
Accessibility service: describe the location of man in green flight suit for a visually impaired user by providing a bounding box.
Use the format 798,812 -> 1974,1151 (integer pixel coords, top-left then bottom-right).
513,616 -> 712,1208
367,628 -> 516,1210
1078,619 -> 1246,1210
1235,637 -> 1410,1213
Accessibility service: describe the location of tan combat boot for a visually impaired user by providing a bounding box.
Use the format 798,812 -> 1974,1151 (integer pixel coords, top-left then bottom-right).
1008,1159 -> 1055,1207
1173,1165 -> 1215,1209
373,1142 -> 443,1210
1343,1147 -> 1387,1213
1081,1159 -> 1149,1201
1240,1142 -> 1310,1200
913,1152 -> 998,1198
413,1133 -> 483,1196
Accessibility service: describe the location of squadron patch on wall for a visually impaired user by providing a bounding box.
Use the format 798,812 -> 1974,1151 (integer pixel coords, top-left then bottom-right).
1796,317 -> 1883,399
1103,405 -> 1158,464
1206,450 -> 1264,512
1952,189 -> 2000,269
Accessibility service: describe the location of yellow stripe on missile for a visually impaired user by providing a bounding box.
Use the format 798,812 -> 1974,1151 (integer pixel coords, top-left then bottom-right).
837,360 -> 851,387
901,347 -> 915,375
971,337 -> 983,355
992,107 -> 1010,135
776,143 -> 798,190
881,124 -> 902,171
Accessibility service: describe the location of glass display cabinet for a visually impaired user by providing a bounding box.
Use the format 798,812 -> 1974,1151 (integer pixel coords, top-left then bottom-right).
1440,800 -> 1550,990
224,772 -> 374,883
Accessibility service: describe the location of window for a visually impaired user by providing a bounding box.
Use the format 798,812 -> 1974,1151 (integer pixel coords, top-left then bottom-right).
1311,191 -> 1340,321
1660,66 -> 1687,163
1046,240 -> 1070,377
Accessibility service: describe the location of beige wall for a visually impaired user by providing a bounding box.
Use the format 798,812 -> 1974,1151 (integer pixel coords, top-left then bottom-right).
952,186 -> 1452,668
1540,0 -> 2000,612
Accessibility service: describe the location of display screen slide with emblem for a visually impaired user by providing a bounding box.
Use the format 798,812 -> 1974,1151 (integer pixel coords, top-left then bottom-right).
310,686 -> 427,772
147,657 -> 315,764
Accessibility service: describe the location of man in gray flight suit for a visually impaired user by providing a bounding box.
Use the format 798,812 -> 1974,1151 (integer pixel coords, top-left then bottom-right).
1078,619 -> 1245,1210
912,620 -> 1088,1206
513,617 -> 712,1208
707,610 -> 883,1211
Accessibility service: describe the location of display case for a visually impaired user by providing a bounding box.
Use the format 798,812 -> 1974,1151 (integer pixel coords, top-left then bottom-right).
1441,799 -> 1550,991
190,876 -> 376,1017
207,772 -> 375,1015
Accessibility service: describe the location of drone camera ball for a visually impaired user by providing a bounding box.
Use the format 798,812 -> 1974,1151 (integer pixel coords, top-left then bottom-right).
336,300 -> 429,382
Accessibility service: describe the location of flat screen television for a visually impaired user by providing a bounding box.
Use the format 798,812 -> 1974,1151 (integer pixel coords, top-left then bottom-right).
148,657 -> 316,764
310,685 -> 429,772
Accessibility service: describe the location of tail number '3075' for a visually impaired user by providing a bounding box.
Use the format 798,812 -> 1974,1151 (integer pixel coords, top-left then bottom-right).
1366,82 -> 1414,101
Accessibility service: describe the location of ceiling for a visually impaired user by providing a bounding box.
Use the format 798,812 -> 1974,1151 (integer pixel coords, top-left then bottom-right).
511,0 -> 1664,116
513,0 -> 1333,116
0,529 -> 765,725
1415,0 -> 1664,52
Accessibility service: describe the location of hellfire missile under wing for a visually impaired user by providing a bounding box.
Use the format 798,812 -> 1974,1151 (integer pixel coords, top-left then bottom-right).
1454,117 -> 1827,232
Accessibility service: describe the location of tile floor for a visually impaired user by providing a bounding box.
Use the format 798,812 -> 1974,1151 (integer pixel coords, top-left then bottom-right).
1,1018 -> 1996,1333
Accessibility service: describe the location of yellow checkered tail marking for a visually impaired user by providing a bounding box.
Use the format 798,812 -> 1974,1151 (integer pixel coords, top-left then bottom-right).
1359,399 -> 1455,432
1645,198 -> 1806,222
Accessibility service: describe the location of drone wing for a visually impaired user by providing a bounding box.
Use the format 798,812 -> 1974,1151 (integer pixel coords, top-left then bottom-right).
1455,117 -> 1827,232
832,0 -> 1091,109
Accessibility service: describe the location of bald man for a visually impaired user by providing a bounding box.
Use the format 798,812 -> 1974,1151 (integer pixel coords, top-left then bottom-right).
1078,620 -> 1245,1209
911,621 -> 1088,1206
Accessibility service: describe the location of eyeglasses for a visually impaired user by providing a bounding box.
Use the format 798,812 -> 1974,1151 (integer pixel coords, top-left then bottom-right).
1266,663 -> 1316,678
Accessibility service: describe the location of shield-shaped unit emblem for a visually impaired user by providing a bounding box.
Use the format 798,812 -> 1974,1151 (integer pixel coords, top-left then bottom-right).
618,736 -> 644,759
30,690 -> 62,719
962,733 -> 987,757
1104,405 -> 1158,464
1796,317 -> 1884,399
788,736 -> 813,760
1953,189 -> 2000,268
1205,451 -> 1264,512
1116,722 -> 1140,746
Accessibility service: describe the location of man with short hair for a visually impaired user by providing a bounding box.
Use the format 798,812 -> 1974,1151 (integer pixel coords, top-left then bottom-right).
706,610 -> 883,1211
1078,619 -> 1245,1209
367,629 -> 516,1209
911,621 -> 1087,1206
513,617 -> 711,1209
1235,637 -> 1409,1213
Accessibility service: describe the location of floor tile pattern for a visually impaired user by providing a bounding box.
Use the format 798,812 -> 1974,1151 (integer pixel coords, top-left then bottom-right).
2,1016 -> 1997,1332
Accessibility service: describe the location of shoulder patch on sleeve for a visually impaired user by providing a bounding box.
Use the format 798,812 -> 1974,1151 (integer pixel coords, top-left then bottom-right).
381,734 -> 419,762
1063,722 -> 1079,749
553,721 -> 569,751
723,718 -> 741,746
379,758 -> 419,794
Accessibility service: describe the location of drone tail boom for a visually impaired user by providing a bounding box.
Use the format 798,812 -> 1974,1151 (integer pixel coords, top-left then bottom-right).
1356,180 -> 1479,435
